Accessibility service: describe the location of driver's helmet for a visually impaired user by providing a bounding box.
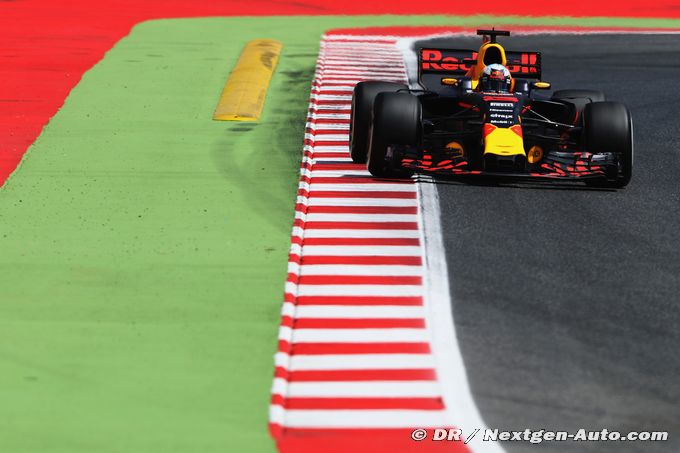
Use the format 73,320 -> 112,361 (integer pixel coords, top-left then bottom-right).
480,64 -> 512,93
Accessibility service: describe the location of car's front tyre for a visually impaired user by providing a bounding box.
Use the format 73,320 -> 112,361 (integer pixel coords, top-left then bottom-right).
350,81 -> 408,164
583,101 -> 633,188
367,92 -> 421,177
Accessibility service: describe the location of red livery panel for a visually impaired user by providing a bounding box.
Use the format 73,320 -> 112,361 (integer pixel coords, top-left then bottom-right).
419,47 -> 542,77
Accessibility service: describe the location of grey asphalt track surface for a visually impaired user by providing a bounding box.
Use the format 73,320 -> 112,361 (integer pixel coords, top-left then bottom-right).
413,34 -> 680,452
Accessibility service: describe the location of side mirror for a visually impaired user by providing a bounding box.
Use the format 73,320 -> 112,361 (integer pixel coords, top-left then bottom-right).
441,78 -> 458,86
532,81 -> 551,90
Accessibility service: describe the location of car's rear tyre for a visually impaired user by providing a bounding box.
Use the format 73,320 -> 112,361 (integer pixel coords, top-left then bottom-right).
551,89 -> 606,120
583,101 -> 633,188
350,81 -> 408,164
367,92 -> 421,177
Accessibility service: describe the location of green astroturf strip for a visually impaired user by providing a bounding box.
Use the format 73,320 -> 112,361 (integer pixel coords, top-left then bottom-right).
0,14 -> 679,453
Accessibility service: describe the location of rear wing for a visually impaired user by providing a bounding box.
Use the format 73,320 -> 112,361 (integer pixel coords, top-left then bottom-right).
418,48 -> 542,91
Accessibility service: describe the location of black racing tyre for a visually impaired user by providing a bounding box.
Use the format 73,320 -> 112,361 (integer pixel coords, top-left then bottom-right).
551,89 -> 606,118
583,101 -> 634,188
367,92 -> 422,177
350,81 -> 408,163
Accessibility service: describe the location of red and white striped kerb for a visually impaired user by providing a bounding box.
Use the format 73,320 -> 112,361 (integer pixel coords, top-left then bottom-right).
269,33 -> 470,453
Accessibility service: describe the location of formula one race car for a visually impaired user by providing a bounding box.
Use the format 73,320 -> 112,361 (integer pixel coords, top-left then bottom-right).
349,29 -> 634,187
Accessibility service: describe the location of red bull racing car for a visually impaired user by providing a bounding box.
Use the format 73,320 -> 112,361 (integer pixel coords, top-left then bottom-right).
349,29 -> 634,188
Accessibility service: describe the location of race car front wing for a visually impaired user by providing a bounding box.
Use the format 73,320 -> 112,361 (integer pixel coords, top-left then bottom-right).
400,149 -> 618,181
